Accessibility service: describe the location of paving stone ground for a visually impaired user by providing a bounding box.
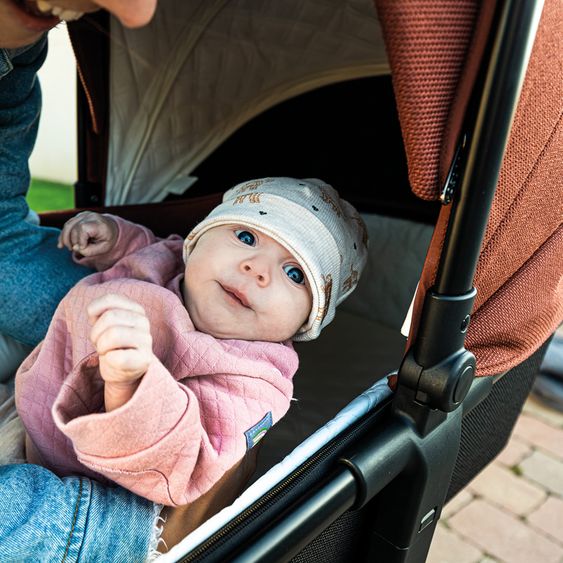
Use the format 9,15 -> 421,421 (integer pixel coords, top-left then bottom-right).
426,393 -> 563,563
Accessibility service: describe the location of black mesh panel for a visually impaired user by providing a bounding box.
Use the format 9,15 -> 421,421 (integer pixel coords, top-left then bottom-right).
290,510 -> 367,563
446,340 -> 547,500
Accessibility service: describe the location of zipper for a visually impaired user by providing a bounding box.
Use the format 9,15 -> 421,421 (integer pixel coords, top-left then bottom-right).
181,395 -> 391,562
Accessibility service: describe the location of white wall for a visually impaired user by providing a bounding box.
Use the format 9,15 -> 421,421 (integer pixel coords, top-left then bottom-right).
28,24 -> 77,185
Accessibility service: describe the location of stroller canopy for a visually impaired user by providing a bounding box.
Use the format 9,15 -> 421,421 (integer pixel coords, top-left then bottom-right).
105,0 -> 388,206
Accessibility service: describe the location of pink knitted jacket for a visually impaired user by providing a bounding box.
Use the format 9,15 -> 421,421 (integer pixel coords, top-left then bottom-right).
15,217 -> 297,506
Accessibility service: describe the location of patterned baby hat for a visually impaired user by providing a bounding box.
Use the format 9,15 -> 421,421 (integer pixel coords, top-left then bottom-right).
183,177 -> 368,341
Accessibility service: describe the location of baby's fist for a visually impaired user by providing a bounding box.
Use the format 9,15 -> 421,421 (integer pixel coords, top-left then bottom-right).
58,211 -> 118,257
88,294 -> 154,392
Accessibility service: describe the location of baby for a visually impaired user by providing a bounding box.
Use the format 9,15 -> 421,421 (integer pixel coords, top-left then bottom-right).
15,177 -> 367,506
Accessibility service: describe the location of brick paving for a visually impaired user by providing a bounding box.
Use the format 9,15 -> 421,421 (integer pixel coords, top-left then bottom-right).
427,394 -> 563,563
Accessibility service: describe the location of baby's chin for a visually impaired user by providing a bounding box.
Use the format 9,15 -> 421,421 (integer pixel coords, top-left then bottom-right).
194,320 -> 256,341
192,316 -> 293,343
188,312 -> 245,340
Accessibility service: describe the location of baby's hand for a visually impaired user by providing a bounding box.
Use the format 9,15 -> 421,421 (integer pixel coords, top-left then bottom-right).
88,294 -> 154,411
58,211 -> 118,256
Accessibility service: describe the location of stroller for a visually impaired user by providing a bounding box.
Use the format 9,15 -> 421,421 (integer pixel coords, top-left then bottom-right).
39,0 -> 562,560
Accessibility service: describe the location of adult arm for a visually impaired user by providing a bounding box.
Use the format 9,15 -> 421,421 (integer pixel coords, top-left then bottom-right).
0,38 -> 92,346
0,464 -> 158,562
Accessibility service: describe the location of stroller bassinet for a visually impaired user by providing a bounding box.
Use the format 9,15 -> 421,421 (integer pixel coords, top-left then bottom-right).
38,0 -> 562,560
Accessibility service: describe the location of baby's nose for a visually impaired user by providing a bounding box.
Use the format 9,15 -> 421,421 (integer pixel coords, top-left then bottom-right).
241,258 -> 270,286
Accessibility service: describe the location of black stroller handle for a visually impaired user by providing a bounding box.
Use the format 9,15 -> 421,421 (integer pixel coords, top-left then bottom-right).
435,0 -> 544,297
398,0 -> 545,418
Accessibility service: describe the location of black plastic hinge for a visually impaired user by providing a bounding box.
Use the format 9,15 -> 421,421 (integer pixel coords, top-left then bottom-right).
393,288 -> 477,435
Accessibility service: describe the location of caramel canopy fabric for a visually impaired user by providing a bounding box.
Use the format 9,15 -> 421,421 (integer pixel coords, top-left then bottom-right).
378,0 -> 563,375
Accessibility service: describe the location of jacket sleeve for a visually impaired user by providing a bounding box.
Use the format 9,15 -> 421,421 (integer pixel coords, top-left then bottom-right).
51,350 -> 295,506
72,215 -> 174,271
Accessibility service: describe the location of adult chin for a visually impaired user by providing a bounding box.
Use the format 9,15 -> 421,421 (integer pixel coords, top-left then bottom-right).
0,0 -> 59,49
92,0 -> 157,28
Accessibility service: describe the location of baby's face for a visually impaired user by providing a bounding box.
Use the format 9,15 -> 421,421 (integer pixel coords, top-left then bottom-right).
182,225 -> 312,342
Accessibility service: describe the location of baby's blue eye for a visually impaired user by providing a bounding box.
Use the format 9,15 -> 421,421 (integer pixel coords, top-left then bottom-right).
235,230 -> 256,246
284,265 -> 305,285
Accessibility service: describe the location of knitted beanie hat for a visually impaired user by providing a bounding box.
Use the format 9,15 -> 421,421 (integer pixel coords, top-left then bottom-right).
183,177 -> 368,341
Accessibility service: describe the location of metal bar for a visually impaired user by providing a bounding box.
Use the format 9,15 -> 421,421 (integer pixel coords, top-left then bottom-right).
435,0 -> 544,295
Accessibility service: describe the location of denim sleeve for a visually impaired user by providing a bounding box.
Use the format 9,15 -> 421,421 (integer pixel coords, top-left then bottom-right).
0,464 -> 156,562
0,36 -> 92,346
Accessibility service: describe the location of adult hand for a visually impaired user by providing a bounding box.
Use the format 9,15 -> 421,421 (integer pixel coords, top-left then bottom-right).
87,294 -> 154,411
58,211 -> 118,256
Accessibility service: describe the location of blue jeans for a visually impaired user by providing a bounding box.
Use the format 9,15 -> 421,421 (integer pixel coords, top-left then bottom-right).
0,464 -> 155,561
0,37 -> 92,346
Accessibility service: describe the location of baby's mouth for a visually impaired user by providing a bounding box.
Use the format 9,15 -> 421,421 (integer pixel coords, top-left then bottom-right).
15,0 -> 84,21
220,284 -> 252,309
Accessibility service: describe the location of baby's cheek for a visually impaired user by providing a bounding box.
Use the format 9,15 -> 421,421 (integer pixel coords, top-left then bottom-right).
299,289 -> 314,323
282,293 -> 311,332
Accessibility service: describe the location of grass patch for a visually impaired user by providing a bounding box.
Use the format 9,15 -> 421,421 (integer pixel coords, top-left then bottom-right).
27,178 -> 75,213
